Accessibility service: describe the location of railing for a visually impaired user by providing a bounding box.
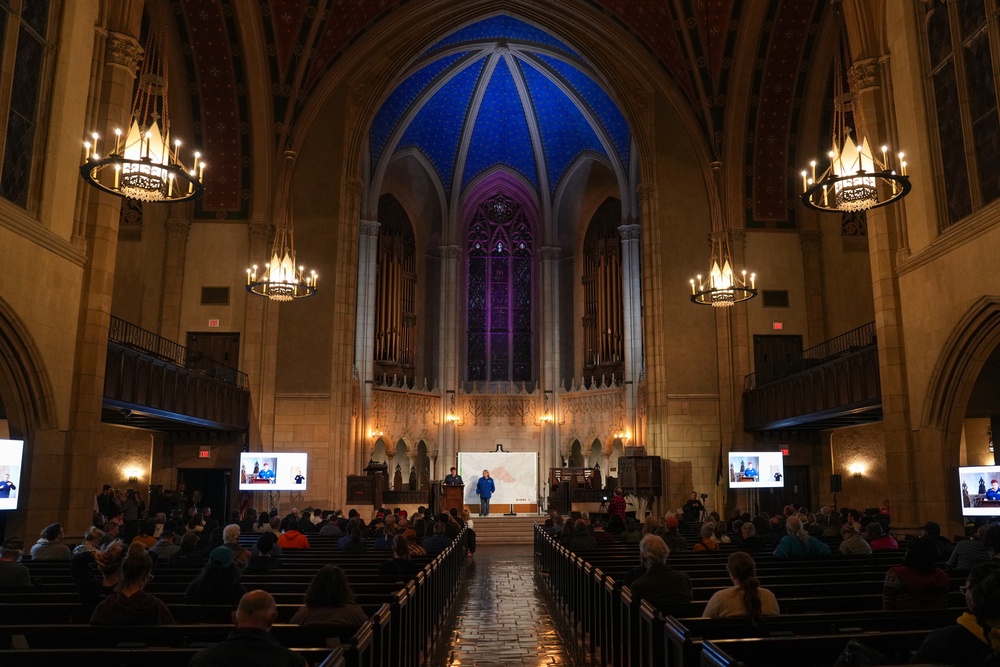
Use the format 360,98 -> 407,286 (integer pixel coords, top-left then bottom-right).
109,316 -> 248,389
744,321 -> 876,391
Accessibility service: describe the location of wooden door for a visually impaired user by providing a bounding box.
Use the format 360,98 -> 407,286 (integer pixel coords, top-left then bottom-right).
760,465 -> 811,515
186,332 -> 240,369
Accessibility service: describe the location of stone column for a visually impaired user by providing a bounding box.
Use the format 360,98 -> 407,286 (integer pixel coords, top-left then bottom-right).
354,219 -> 380,435
539,246 -> 562,501
243,221 -> 274,450
58,29 -> 141,533
636,182 -> 661,453
799,230 -> 827,345
852,58 -> 919,527
618,224 -> 643,439
438,245 -> 461,466
159,218 -> 190,343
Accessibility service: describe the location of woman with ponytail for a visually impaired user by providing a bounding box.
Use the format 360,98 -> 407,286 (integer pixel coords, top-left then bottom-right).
702,551 -> 779,621
911,560 -> 1000,664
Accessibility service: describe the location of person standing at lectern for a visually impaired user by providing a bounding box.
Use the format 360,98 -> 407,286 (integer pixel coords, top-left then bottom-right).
444,467 -> 464,485
476,470 -> 495,517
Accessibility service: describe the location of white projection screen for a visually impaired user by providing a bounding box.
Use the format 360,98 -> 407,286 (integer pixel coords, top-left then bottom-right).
458,451 -> 538,505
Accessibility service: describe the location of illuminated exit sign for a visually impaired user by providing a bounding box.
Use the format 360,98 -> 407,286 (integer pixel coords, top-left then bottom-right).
772,322 -> 783,330
198,448 -> 211,459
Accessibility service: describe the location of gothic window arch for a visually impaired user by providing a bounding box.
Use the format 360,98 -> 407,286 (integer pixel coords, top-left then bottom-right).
374,194 -> 416,382
582,197 -> 623,383
924,0 -> 1000,227
466,193 -> 533,384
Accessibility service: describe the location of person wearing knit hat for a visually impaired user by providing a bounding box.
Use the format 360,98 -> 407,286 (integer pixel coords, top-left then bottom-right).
184,545 -> 247,606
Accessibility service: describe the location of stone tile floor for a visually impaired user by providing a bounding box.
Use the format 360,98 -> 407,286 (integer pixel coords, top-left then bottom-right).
428,544 -> 596,666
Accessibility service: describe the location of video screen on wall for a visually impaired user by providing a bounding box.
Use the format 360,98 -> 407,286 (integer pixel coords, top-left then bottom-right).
958,465 -> 1000,516
238,452 -> 308,491
728,451 -> 785,488
0,439 -> 24,510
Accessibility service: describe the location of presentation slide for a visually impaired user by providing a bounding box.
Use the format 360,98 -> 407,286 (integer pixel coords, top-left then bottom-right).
458,451 -> 538,505
959,465 -> 1000,516
729,451 -> 785,488
239,452 -> 308,491
0,439 -> 24,511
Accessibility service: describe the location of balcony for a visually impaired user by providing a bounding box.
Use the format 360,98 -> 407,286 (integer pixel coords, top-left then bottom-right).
743,322 -> 881,432
103,317 -> 250,432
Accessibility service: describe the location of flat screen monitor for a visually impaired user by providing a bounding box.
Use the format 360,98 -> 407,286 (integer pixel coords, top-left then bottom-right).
959,465 -> 1000,516
728,451 -> 785,488
0,439 -> 24,510
238,452 -> 308,491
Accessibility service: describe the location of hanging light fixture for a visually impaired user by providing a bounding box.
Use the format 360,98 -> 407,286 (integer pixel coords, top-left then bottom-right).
800,9 -> 909,213
80,12 -> 204,202
246,151 -> 317,301
690,162 -> 758,307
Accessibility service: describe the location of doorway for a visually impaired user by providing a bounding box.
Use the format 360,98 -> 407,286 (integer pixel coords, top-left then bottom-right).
178,468 -> 232,521
760,464 -> 811,516
186,332 -> 241,376
753,334 -> 803,384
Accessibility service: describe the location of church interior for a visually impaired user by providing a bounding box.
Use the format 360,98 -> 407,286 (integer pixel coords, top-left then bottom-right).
0,0 -> 999,541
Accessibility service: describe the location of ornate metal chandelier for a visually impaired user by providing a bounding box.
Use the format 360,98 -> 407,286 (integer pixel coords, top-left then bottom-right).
800,12 -> 909,213
80,13 -> 204,203
690,162 -> 757,307
246,151 -> 317,302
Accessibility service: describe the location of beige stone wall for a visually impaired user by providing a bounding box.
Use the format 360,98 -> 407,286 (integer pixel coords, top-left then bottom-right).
179,223 -> 249,345
961,418 -> 993,467
744,231 -> 810,348
826,423 -> 888,513
270,394 -> 336,508
94,424 -> 154,494
654,394 -> 721,513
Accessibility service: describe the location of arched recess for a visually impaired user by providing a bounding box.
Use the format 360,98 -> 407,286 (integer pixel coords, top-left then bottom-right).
922,297 -> 1000,450
568,439 -> 584,468
0,297 -> 58,439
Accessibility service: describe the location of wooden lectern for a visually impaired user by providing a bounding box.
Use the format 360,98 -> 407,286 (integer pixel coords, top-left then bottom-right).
442,484 -> 465,514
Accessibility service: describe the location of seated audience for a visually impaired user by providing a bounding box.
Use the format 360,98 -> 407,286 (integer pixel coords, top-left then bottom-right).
628,535 -> 693,613
247,531 -> 282,571
379,534 -> 422,581
73,526 -> 104,555
949,524 -> 991,571
72,539 -> 126,603
403,529 -> 426,556
774,516 -> 831,558
185,545 -> 248,606
737,523 -> 764,552
566,522 -> 597,551
920,521 -> 954,560
290,565 -> 369,627
703,551 -> 780,620
223,523 -> 252,567
620,517 -> 642,544
661,516 -> 687,552
150,529 -> 180,560
0,536 -> 30,586
29,522 -> 72,561
422,522 -> 451,554
338,525 -> 367,553
592,520 -> 615,544
169,530 -> 206,565
866,522 -> 899,551
277,518 -> 311,549
839,525 -> 873,556
90,542 -> 175,625
190,590 -> 307,666
910,560 -> 1000,664
882,535 -> 949,610
692,523 -> 720,552
254,510 -> 271,533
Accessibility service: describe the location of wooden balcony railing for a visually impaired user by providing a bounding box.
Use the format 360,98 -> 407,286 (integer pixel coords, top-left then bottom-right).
104,317 -> 250,431
743,323 -> 881,432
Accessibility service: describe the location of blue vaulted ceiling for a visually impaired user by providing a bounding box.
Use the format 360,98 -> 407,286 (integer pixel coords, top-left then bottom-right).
370,15 -> 631,201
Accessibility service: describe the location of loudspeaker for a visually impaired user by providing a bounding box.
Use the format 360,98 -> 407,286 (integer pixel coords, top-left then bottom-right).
830,474 -> 843,493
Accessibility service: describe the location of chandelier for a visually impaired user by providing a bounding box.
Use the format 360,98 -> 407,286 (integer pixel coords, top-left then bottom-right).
800,12 -> 909,213
690,162 -> 757,307
246,151 -> 317,301
80,13 -> 203,203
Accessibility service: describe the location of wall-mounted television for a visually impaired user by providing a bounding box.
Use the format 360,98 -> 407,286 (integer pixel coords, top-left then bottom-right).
0,439 -> 24,510
959,465 -> 1000,516
238,452 -> 308,491
728,451 -> 785,488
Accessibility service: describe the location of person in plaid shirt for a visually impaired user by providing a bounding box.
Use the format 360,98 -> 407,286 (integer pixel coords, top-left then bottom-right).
608,487 -> 626,523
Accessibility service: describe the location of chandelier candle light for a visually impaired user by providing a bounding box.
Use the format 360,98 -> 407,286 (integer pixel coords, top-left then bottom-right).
800,13 -> 910,213
80,14 -> 204,202
246,151 -> 317,302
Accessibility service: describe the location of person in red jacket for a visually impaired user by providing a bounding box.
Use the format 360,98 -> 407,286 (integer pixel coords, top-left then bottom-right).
276,517 -> 310,549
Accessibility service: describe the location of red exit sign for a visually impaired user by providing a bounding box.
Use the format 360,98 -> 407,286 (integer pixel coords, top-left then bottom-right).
772,322 -> 783,330
198,448 -> 211,459
781,448 -> 789,456
208,319 -> 220,328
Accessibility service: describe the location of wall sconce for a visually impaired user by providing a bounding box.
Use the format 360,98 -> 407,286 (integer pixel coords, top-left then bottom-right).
614,429 -> 629,441
123,467 -> 143,485
848,463 -> 865,478
446,413 -> 460,424
539,413 -> 554,423
370,428 -> 384,440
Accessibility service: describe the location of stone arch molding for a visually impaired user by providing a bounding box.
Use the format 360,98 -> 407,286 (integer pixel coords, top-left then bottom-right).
0,296 -> 57,437
922,296 -> 1000,441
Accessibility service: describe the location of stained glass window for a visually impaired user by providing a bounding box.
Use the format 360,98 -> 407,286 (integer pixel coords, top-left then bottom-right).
925,0 -> 999,227
466,193 -> 533,383
0,0 -> 54,209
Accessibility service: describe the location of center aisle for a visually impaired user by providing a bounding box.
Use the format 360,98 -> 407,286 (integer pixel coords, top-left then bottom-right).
429,543 -> 595,666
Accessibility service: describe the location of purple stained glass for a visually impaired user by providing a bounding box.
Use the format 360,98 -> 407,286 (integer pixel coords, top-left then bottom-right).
466,193 -> 534,381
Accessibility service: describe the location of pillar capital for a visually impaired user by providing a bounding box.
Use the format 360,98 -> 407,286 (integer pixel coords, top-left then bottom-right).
618,224 -> 641,241
164,218 -> 190,240
440,245 -> 461,260
247,220 -> 273,242
799,229 -> 822,250
106,32 -> 143,72
538,246 -> 562,261
359,219 -> 381,237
